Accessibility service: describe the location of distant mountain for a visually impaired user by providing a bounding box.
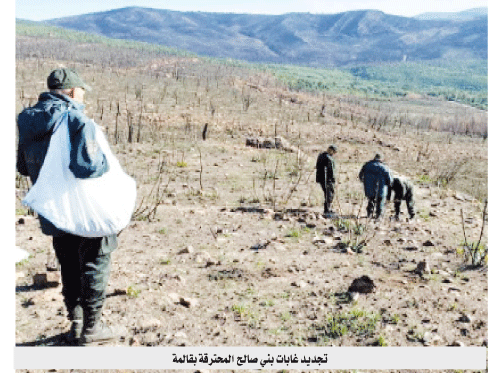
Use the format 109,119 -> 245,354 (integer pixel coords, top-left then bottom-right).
415,7 -> 487,21
44,7 -> 487,67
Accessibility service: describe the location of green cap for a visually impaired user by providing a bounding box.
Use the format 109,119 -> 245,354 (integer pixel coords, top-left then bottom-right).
47,68 -> 91,91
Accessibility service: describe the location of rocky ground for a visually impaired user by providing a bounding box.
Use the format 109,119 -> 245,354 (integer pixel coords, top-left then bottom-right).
15,135 -> 488,373
15,53 -> 488,373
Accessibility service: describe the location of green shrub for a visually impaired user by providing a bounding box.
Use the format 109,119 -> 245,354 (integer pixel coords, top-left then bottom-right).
322,308 -> 381,339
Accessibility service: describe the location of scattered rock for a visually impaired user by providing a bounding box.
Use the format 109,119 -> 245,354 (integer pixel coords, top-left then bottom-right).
205,259 -> 217,267
129,337 -> 140,346
178,246 -> 194,254
137,318 -> 162,329
33,272 -> 60,288
245,136 -> 298,152
174,331 -> 187,339
415,260 -> 430,275
312,237 -> 334,245
250,240 -> 271,251
167,293 -> 181,303
263,209 -> 275,218
110,288 -> 127,296
194,251 -> 212,263
422,333 -> 442,346
454,192 -> 474,202
422,240 -> 435,247
179,297 -> 198,308
141,333 -> 161,346
169,338 -> 187,346
449,340 -> 465,347
458,314 -> 472,323
432,335 -> 442,344
345,246 -> 355,255
349,292 -> 360,302
291,280 -> 307,288
173,275 -> 186,284
348,275 -> 376,293
405,246 -> 418,251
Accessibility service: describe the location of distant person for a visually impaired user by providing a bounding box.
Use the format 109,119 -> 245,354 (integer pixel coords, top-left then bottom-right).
315,145 -> 337,217
16,68 -> 125,345
388,174 -> 416,220
358,153 -> 393,219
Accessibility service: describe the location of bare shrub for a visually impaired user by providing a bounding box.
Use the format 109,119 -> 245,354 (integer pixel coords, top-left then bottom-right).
460,201 -> 488,267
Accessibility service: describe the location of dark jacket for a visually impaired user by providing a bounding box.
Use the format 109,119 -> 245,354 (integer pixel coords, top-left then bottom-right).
315,152 -> 336,185
359,159 -> 392,199
17,92 -> 109,236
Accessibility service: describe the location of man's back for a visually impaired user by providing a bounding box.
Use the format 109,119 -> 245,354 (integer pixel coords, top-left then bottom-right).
17,93 -> 65,183
17,92 -> 109,235
316,152 -> 335,183
359,159 -> 392,198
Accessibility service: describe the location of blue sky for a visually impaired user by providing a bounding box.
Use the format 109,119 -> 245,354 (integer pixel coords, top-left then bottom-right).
16,0 -> 488,21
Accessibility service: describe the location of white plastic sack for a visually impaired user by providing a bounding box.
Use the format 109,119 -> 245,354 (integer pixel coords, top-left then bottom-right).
23,111 -> 136,237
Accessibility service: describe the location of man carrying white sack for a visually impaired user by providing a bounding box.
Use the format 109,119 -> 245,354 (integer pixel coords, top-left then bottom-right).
17,68 -> 126,345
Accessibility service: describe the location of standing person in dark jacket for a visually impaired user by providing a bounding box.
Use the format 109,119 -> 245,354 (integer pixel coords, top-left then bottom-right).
358,153 -> 393,219
388,174 -> 416,220
17,68 -> 125,345
316,145 -> 337,217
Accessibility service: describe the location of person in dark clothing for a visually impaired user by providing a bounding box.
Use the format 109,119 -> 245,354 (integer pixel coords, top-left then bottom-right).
358,153 -> 393,219
316,145 -> 337,216
388,174 -> 416,220
17,68 -> 125,345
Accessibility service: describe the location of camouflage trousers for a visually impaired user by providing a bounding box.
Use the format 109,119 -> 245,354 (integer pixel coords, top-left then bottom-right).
320,182 -> 335,213
53,234 -> 118,321
394,195 -> 415,219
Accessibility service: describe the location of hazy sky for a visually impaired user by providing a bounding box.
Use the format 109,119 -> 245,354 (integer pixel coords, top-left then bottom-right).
16,0 -> 488,21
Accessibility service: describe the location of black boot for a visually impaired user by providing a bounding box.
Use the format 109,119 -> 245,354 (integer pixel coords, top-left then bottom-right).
408,207 -> 415,220
80,308 -> 125,346
66,305 -> 83,345
324,204 -> 335,218
366,206 -> 373,218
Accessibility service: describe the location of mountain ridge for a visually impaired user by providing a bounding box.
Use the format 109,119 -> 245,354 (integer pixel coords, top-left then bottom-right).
44,7 -> 487,67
